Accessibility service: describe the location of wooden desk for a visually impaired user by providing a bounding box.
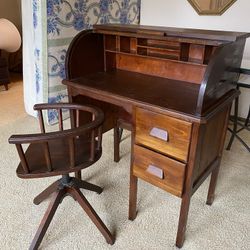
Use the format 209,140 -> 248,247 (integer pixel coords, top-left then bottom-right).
63,24 -> 249,248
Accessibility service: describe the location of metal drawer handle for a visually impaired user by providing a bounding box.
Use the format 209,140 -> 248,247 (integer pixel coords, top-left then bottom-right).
146,164 -> 164,179
149,127 -> 168,141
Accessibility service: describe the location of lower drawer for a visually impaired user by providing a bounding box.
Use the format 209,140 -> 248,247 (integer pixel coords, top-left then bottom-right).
133,145 -> 185,197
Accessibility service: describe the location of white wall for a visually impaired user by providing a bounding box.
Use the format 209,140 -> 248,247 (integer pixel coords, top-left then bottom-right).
141,0 -> 250,118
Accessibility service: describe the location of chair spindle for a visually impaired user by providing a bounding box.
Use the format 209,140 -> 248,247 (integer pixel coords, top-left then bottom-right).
43,143 -> 52,171
70,109 -> 76,129
90,131 -> 95,161
90,113 -> 96,161
16,144 -> 30,173
37,110 -> 45,133
69,137 -> 75,168
58,109 -> 63,131
76,109 -> 80,128
97,126 -> 102,150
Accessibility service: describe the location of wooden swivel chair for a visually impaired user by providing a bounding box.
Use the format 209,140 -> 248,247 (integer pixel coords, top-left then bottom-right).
9,103 -> 115,250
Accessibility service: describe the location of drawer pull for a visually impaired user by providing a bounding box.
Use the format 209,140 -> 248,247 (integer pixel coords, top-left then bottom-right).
146,164 -> 164,179
149,127 -> 168,141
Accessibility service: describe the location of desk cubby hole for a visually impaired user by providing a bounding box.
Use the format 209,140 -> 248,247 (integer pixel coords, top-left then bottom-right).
120,36 -> 132,53
105,51 -> 116,71
187,44 -> 217,65
203,45 -> 215,65
137,38 -> 181,61
105,35 -> 117,51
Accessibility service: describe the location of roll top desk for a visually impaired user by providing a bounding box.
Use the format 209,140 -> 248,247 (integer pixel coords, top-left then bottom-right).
63,24 -> 249,247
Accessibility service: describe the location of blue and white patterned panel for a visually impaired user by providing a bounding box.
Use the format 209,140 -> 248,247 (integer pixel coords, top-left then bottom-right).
46,0 -> 141,124
47,0 -> 140,39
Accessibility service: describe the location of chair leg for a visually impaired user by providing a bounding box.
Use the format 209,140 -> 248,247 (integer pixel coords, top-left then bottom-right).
33,180 -> 60,205
73,177 -> 103,194
4,83 -> 8,91
75,171 -> 82,180
68,186 -> 115,245
29,189 -> 65,250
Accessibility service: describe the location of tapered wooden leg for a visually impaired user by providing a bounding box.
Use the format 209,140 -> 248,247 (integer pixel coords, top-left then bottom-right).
176,194 -> 192,248
75,171 -> 82,179
29,189 -> 65,250
206,165 -> 220,205
74,178 -> 103,194
114,127 -> 120,162
119,128 -> 123,141
68,187 -> 115,245
129,175 -> 138,220
4,84 -> 8,90
33,180 -> 60,205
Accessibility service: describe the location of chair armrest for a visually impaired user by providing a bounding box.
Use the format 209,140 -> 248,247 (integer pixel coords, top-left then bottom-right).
9,114 -> 104,144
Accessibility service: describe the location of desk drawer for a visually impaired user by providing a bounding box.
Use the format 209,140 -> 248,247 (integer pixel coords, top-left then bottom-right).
135,108 -> 192,162
133,145 -> 185,197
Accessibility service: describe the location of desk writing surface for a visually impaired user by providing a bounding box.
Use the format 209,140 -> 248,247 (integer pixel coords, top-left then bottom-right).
65,69 -> 200,116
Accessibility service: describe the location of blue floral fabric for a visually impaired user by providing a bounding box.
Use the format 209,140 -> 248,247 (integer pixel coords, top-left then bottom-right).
32,0 -> 140,124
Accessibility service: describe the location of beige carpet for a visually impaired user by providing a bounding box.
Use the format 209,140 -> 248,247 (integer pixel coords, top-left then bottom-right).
0,76 -> 249,250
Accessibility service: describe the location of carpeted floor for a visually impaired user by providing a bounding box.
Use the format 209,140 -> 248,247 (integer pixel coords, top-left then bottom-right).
0,76 -> 249,250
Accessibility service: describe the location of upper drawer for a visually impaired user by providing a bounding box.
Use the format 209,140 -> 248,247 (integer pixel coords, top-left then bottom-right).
135,108 -> 192,162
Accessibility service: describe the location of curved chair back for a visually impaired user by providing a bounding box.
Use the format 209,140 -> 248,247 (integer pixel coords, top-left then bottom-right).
9,103 -> 104,178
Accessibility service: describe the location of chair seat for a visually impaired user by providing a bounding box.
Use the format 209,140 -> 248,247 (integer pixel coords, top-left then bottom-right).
17,137 -> 102,179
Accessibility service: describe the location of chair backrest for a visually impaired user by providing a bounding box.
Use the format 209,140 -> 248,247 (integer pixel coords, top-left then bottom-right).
9,103 -> 104,178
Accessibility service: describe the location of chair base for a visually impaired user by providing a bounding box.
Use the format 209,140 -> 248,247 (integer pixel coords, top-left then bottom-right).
30,175 -> 115,250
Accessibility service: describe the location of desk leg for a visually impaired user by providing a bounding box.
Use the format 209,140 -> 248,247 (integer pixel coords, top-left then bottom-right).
176,193 -> 191,248
129,174 -> 138,220
176,123 -> 200,248
206,163 -> 220,205
114,127 -> 120,162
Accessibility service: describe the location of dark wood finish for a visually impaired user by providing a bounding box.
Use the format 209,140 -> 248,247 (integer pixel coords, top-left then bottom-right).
135,108 -> 192,162
133,145 -> 185,197
64,70 -> 201,117
175,122 -> 200,248
63,24 -> 249,248
9,103 -> 115,249
29,189 -> 65,250
33,180 -> 60,205
128,123 -> 138,221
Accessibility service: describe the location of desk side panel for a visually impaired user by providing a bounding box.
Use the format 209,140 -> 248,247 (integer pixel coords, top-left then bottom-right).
193,105 -> 230,184
197,39 -> 246,115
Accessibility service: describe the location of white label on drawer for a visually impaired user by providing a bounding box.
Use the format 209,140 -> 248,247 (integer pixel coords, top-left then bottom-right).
149,127 -> 168,141
147,164 -> 164,179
